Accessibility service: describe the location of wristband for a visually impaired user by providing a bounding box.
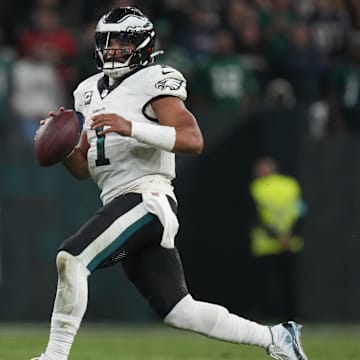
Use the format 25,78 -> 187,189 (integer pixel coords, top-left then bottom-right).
131,121 -> 176,152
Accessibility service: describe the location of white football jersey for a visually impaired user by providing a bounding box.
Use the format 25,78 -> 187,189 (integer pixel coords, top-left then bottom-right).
73,64 -> 187,204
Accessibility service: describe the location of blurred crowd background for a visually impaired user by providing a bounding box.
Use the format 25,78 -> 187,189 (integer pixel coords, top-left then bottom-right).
1,0 -> 360,324
1,0 -> 360,143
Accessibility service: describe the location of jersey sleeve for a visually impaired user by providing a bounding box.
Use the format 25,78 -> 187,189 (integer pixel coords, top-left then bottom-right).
143,65 -> 187,120
148,65 -> 187,100
73,84 -> 85,114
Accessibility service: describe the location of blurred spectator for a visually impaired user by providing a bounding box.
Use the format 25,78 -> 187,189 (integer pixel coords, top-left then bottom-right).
150,0 -> 192,43
249,157 -> 306,320
192,29 -> 259,111
11,38 -> 65,145
293,0 -> 315,19
179,6 -> 220,59
34,0 -> 62,10
155,19 -> 195,80
346,0 -> 360,30
4,0 -> 360,140
329,33 -> 360,133
263,0 -> 296,75
0,28 -> 15,140
17,6 -> 78,95
75,20 -> 98,83
252,0 -> 274,32
282,21 -> 326,104
236,20 -> 269,93
223,0 -> 259,34
307,0 -> 349,60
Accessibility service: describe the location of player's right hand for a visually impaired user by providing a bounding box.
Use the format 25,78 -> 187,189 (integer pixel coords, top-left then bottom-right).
91,113 -> 132,137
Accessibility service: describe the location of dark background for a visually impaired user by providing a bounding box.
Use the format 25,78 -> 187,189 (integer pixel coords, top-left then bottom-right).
1,107 -> 360,323
1,0 -> 360,324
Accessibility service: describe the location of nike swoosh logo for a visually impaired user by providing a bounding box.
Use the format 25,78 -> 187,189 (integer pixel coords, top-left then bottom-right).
162,69 -> 174,75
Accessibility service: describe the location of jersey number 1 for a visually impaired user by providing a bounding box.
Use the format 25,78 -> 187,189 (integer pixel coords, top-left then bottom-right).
95,127 -> 110,166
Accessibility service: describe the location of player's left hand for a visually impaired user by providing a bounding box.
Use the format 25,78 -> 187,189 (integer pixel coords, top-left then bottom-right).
34,106 -> 66,141
91,113 -> 131,136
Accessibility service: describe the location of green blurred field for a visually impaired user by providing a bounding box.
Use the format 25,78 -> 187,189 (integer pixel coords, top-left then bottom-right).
1,323 -> 359,359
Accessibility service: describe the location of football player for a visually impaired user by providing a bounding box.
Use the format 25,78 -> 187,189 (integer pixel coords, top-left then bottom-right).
32,7 -> 307,360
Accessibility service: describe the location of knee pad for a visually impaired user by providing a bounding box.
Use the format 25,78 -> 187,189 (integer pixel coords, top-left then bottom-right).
56,250 -> 70,273
56,251 -> 89,277
53,251 -> 90,318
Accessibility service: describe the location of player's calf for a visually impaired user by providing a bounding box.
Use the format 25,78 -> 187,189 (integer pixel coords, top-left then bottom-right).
164,294 -> 271,347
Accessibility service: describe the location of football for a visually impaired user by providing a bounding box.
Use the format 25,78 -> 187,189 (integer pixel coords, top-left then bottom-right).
35,109 -> 84,166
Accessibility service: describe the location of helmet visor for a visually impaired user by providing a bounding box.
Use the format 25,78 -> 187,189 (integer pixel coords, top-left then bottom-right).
96,31 -> 148,50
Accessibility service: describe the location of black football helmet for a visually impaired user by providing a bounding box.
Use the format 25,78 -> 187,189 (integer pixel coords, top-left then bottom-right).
95,7 -> 157,78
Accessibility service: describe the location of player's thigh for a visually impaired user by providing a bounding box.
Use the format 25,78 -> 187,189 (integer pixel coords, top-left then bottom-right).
59,193 -> 161,272
121,245 -> 189,318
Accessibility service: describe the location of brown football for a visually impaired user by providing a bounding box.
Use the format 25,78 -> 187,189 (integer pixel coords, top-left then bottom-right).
35,110 -> 84,166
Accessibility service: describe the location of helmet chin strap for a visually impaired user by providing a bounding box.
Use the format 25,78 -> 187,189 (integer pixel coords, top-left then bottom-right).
102,50 -> 134,79
150,50 -> 164,59
103,62 -> 132,78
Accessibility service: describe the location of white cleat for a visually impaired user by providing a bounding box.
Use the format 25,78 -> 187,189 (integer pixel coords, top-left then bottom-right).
267,321 -> 308,360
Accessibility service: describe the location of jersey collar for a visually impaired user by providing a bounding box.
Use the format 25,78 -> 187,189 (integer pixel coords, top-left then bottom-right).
97,65 -> 148,99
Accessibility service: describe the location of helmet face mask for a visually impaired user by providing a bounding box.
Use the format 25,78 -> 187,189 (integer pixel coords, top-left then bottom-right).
96,33 -> 136,63
95,7 -> 156,78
